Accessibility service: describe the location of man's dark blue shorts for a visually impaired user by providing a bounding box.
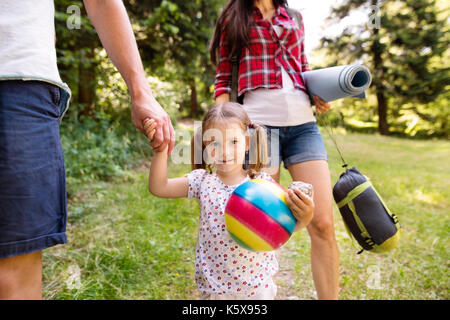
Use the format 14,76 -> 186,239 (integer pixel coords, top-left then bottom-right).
0,80 -> 69,259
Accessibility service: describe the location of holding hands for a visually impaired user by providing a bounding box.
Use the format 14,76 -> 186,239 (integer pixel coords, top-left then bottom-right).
143,117 -> 157,141
134,97 -> 175,155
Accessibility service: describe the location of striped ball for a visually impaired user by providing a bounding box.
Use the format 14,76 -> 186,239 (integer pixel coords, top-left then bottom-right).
225,179 -> 297,252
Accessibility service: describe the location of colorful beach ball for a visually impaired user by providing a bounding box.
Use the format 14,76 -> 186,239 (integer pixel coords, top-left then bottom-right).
225,179 -> 297,252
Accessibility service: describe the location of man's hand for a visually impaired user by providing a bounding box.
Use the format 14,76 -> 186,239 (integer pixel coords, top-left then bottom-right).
131,90 -> 175,155
313,95 -> 331,114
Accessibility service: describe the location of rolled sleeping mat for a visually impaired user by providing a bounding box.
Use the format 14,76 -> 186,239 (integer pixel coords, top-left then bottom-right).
302,65 -> 372,104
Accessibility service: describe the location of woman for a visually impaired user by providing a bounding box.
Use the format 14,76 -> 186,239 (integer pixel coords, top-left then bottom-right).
210,0 -> 339,299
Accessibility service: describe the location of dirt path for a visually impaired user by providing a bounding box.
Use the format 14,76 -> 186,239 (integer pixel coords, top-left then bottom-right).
188,245 -> 316,300
273,246 -> 318,300
273,246 -> 301,300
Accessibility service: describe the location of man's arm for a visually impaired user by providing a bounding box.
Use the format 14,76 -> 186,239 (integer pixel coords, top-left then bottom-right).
83,0 -> 175,154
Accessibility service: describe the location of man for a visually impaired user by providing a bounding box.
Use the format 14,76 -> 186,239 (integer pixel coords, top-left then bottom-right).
0,0 -> 175,299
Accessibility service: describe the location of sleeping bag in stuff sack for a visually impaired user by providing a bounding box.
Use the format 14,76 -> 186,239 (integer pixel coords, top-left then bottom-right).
332,167 -> 401,254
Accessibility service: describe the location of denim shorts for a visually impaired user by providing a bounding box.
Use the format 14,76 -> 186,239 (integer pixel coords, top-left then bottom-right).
0,80 -> 69,259
264,121 -> 329,169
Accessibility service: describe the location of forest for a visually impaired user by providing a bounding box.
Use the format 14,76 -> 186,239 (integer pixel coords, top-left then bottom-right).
38,0 -> 449,300
54,0 -> 449,186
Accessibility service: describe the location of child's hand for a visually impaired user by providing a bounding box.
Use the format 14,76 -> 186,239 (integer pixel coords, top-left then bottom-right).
143,118 -> 157,142
144,118 -> 168,154
285,188 -> 315,231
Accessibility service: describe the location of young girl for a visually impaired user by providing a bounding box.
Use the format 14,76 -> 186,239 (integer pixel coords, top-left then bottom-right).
210,0 -> 339,299
146,102 -> 314,299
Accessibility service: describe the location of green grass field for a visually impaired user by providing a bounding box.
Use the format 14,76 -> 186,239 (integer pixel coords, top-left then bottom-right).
42,129 -> 450,300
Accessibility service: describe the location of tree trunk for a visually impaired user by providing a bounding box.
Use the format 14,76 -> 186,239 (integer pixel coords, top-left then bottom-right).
371,0 -> 390,135
78,48 -> 97,118
189,78 -> 199,118
376,90 -> 390,135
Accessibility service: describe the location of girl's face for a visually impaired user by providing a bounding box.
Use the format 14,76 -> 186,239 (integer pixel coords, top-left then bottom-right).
203,121 -> 249,174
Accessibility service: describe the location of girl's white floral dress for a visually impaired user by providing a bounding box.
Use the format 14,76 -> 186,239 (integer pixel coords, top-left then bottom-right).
184,169 -> 279,298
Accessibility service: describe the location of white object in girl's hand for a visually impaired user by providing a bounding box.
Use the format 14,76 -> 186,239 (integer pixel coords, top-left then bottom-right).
289,181 -> 314,198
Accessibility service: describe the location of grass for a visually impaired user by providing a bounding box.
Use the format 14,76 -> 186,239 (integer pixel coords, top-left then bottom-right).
285,130 -> 450,300
43,168 -> 199,299
42,129 -> 450,300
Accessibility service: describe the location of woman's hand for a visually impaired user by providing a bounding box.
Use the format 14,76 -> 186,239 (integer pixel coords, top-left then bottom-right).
285,188 -> 315,231
313,95 -> 331,114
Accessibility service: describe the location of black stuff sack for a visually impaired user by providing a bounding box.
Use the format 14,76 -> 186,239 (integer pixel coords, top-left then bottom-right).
332,167 -> 401,254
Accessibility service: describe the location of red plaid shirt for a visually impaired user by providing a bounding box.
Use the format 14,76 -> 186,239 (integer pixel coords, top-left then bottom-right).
214,5 -> 311,99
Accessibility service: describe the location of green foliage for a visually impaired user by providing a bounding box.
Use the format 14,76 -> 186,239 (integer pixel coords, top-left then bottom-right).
55,0 -> 100,105
127,0 -> 223,116
321,0 -> 449,138
52,0 -> 449,189
60,109 -> 149,188
59,53 -> 189,189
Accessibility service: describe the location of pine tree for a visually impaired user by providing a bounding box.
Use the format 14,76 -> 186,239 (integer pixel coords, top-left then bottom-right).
321,0 -> 449,136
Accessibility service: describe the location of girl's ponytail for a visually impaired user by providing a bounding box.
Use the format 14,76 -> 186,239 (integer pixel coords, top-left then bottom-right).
191,127 -> 214,173
247,123 -> 269,179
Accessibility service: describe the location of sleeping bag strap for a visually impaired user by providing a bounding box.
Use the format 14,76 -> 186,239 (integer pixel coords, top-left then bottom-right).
316,114 -> 348,169
348,199 -> 376,247
337,181 -> 375,254
341,213 -> 362,253
336,181 -> 372,208
286,7 -> 303,28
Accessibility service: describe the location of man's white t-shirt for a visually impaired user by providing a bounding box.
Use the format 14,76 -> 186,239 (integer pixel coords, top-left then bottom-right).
243,25 -> 315,127
0,0 -> 62,84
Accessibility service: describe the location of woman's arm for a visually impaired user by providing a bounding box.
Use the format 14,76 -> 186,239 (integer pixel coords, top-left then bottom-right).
215,93 -> 230,104
214,29 -> 233,101
148,145 -> 189,198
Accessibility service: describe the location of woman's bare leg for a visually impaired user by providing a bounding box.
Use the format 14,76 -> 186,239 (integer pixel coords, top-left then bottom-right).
287,160 -> 339,300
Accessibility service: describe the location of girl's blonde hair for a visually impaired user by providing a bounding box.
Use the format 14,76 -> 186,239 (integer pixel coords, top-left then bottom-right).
191,102 -> 268,178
